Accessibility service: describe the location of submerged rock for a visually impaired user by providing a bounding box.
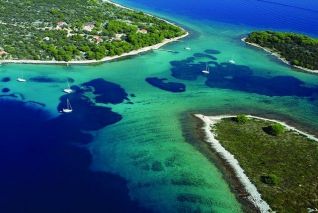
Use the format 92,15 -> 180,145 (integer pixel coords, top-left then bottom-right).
146,77 -> 186,93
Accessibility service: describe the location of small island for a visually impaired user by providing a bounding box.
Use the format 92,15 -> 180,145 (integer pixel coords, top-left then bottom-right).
196,114 -> 318,213
243,31 -> 318,73
0,0 -> 187,64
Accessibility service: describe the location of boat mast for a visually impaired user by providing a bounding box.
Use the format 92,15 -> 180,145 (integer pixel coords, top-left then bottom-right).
67,99 -> 72,110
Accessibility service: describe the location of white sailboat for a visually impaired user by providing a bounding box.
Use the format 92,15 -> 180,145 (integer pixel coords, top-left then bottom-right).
17,71 -> 27,82
202,64 -> 210,74
229,59 -> 236,64
62,98 -> 73,113
185,47 -> 191,50
63,81 -> 73,93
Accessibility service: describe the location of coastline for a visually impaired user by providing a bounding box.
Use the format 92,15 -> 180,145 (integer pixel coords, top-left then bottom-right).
195,113 -> 318,212
103,0 -> 184,29
241,37 -> 318,74
0,0 -> 188,65
195,114 -> 271,213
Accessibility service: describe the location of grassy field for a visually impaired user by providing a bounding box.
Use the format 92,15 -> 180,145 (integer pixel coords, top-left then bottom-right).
213,117 -> 318,213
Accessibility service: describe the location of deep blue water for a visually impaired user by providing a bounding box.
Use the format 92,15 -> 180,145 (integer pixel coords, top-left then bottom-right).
116,0 -> 318,36
0,79 -> 150,213
0,1 -> 317,212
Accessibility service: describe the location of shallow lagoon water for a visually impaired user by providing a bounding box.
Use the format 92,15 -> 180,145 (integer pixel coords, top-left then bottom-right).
1,0 -> 318,212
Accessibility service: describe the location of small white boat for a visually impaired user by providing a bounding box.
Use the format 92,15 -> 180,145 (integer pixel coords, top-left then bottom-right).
63,88 -> 73,94
202,64 -> 210,74
63,81 -> 73,94
62,98 -> 73,113
17,78 -> 27,82
229,59 -> 236,64
17,71 -> 27,82
185,47 -> 191,50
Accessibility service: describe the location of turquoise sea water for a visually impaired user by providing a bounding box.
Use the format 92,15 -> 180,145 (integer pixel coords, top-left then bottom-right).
1,0 -> 318,212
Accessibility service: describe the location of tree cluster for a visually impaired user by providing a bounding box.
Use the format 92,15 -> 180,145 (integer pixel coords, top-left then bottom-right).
0,0 -> 185,61
246,31 -> 318,70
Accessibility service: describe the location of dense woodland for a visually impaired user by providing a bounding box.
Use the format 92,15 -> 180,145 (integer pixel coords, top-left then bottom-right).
245,31 -> 318,70
0,0 -> 185,61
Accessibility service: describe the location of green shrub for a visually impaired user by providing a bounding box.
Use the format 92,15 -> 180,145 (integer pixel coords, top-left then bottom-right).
260,174 -> 279,186
233,114 -> 248,124
264,123 -> 285,136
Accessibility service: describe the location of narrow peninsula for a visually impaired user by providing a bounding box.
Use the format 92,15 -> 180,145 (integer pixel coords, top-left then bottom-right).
243,31 -> 318,73
196,114 -> 318,213
0,0 -> 187,64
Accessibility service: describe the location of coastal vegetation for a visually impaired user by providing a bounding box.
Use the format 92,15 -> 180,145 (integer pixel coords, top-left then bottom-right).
232,114 -> 248,124
245,31 -> 318,71
0,0 -> 185,62
213,116 -> 318,212
263,123 -> 285,136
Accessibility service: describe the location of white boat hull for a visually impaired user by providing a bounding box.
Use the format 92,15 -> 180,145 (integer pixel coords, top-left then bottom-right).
63,88 -> 73,93
62,109 -> 73,113
17,78 -> 27,82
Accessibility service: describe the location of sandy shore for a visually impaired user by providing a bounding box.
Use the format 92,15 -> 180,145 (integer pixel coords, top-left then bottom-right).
0,1 -> 188,65
0,33 -> 188,65
195,114 -> 271,213
247,115 -> 318,142
195,113 -> 318,212
242,37 -> 318,74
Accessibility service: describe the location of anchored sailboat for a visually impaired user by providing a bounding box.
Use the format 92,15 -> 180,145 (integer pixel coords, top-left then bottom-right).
62,98 -> 73,113
17,71 -> 27,82
63,81 -> 73,93
202,63 -> 210,74
229,59 -> 236,64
